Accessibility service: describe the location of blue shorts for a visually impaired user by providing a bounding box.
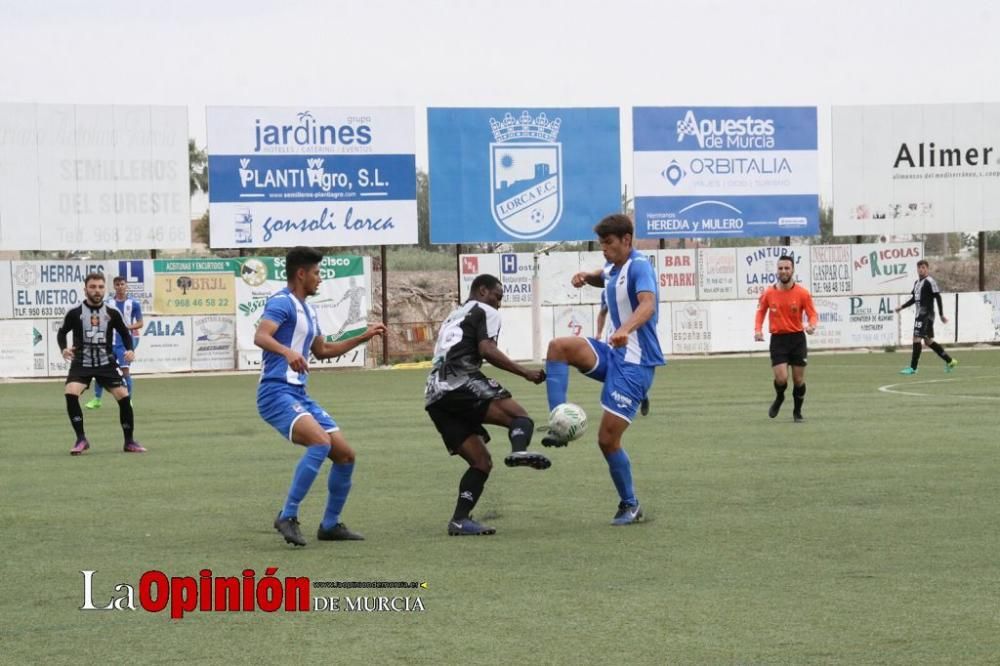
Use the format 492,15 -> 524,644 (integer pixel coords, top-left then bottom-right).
580,337 -> 656,423
113,340 -> 138,368
257,381 -> 339,441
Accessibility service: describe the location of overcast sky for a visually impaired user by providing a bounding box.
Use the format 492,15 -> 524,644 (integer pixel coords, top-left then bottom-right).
2,0 -> 998,206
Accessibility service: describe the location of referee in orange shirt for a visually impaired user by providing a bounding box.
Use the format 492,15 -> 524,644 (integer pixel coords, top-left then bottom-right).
754,255 -> 818,422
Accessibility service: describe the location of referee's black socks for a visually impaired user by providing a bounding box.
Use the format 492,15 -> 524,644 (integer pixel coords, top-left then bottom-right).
773,380 -> 787,401
792,383 -> 806,415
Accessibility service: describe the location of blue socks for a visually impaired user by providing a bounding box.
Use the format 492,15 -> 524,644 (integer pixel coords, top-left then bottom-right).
280,444 -> 331,519
604,448 -> 637,506
321,462 -> 355,530
545,360 -> 569,411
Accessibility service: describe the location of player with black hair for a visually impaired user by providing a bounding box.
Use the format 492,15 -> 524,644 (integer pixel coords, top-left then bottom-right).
425,273 -> 549,536
895,259 -> 957,375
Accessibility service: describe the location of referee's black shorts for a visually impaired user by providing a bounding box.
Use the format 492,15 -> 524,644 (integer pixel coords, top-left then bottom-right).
769,331 -> 808,367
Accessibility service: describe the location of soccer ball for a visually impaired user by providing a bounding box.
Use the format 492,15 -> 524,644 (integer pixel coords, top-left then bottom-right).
548,403 -> 587,442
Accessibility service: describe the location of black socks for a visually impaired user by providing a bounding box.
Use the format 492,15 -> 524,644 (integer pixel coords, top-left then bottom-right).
66,395 -> 85,439
508,416 -> 534,453
452,468 -> 489,521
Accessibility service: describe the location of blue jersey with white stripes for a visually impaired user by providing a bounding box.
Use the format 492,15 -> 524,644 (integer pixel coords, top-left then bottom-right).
259,288 -> 322,386
602,249 -> 664,367
108,297 -> 142,348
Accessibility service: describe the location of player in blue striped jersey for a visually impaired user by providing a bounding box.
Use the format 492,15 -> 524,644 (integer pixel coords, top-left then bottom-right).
543,214 -> 664,525
255,247 -> 386,547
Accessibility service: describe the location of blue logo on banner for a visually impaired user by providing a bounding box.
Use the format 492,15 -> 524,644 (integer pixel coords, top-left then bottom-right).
500,254 -> 518,274
428,108 -> 621,244
489,112 -> 563,239
118,260 -> 144,283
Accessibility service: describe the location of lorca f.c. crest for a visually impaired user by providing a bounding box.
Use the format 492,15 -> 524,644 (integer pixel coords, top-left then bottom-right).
489,111 -> 563,239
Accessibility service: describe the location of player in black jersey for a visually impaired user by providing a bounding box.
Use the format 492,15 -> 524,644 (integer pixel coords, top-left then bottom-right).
57,272 -> 146,455
425,274 -> 548,536
895,259 -> 957,375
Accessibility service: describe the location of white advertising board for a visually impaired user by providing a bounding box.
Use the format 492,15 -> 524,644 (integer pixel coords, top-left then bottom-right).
833,103 -> 1000,235
0,103 -> 190,250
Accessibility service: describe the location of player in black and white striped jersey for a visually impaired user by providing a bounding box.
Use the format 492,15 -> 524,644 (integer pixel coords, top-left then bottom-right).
895,259 -> 958,375
57,272 -> 145,455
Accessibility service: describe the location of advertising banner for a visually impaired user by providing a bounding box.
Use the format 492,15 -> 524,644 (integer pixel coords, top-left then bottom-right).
655,249 -> 698,302
957,292 -> 1000,343
191,315 -> 236,371
458,254 -> 501,303
810,295 -> 900,349
0,320 -> 33,377
736,245 -> 811,300
428,108 -> 621,243
0,103 -> 190,250
552,305 -> 593,342
633,106 -> 819,238
29,319 -> 49,377
208,106 -> 417,247
130,316 -> 193,374
671,301 -> 712,354
896,293 -> 957,344
496,253 -> 534,307
809,245 -> 854,296
8,260 -> 117,319
850,242 -> 923,295
832,103 -> 1000,235
234,256 -> 368,368
708,300 -> 769,353
0,262 -> 11,318
153,259 -> 237,315
46,319 -> 70,377
696,248 -> 738,300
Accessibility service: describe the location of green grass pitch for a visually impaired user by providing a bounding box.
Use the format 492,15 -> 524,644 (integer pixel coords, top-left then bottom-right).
2,350 -> 998,664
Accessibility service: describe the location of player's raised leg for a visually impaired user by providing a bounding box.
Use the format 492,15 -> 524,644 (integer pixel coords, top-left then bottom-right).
484,398 -> 549,470
543,337 -> 600,446
544,336 -> 599,411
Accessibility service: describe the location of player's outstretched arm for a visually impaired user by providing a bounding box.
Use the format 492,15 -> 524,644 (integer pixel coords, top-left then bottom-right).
478,339 -> 545,384
895,296 -> 915,313
312,323 -> 386,360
